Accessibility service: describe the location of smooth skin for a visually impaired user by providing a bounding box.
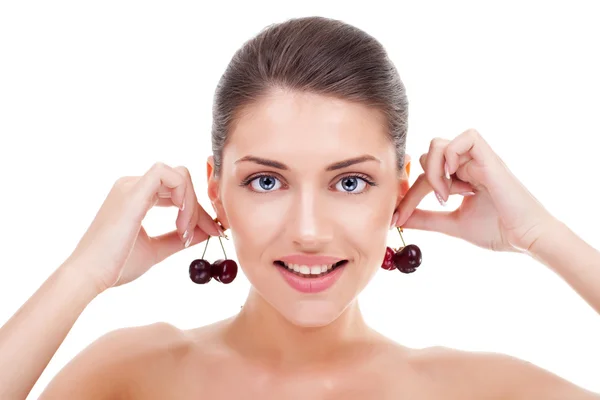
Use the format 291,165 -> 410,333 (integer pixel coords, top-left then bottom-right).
1,90 -> 599,399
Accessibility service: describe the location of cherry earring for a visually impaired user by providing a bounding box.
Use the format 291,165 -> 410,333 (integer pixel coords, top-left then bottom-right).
189,219 -> 238,284
382,226 -> 422,273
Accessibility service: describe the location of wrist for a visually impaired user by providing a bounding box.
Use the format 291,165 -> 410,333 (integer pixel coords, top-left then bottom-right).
526,217 -> 566,262
58,258 -> 107,299
526,217 -> 597,276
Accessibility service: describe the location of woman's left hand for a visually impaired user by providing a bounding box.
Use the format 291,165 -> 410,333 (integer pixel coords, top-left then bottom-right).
394,128 -> 558,253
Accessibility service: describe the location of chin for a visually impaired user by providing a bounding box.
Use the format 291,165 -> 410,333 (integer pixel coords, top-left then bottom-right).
277,298 -> 349,328
258,281 -> 358,328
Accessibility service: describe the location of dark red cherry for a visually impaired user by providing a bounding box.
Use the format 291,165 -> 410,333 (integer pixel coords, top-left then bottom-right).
219,260 -> 238,284
392,244 -> 422,273
212,259 -> 238,284
381,246 -> 395,270
189,259 -> 212,284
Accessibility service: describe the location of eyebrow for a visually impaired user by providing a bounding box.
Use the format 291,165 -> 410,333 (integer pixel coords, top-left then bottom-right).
234,154 -> 380,171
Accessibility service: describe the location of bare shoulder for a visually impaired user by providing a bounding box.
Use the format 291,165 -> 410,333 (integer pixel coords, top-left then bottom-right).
408,346 -> 600,400
40,322 -> 189,399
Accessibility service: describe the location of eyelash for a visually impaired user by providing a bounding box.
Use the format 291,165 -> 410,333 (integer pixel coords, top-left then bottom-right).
239,173 -> 377,195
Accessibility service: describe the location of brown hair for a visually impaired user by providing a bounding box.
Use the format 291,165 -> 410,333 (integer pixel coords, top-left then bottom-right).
211,16 -> 408,178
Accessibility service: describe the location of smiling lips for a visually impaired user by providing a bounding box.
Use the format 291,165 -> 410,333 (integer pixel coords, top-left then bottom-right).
274,254 -> 349,293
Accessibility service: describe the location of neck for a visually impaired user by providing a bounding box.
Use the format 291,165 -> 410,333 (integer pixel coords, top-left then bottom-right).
224,288 -> 372,368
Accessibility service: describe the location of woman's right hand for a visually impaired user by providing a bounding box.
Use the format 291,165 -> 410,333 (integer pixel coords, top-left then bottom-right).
64,162 -> 224,293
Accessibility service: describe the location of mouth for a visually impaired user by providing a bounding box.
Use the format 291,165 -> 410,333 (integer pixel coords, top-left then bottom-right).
274,259 -> 349,293
273,259 -> 348,278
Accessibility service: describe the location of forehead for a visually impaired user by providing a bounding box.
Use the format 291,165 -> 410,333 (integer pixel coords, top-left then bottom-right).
226,89 -> 391,160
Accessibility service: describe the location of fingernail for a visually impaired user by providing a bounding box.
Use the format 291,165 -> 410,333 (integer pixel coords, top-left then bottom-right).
435,191 -> 446,206
180,198 -> 185,211
183,229 -> 189,240
184,230 -> 194,248
444,162 -> 450,180
389,213 -> 399,229
460,191 -> 476,196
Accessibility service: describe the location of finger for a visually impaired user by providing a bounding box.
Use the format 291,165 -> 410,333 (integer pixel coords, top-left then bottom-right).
170,165 -> 223,239
444,128 -> 494,176
172,166 -> 198,244
401,208 -> 459,238
419,152 -> 472,180
419,139 -> 472,201
133,162 -> 186,213
419,153 -> 473,201
395,172 -> 474,227
180,201 -> 199,246
413,155 -> 476,201
153,185 -> 184,207
424,138 -> 451,201
196,203 -> 223,238
151,225 -> 211,264
396,173 -> 432,227
151,165 -> 222,243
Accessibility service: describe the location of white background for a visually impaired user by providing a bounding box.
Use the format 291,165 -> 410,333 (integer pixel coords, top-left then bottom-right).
1,0 -> 599,397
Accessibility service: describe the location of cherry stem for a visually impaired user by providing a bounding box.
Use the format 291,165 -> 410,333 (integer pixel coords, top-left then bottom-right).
201,236 -> 210,259
397,226 -> 406,247
218,236 -> 227,259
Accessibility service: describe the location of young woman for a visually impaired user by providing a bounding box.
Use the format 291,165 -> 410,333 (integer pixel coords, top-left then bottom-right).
1,16 -> 599,399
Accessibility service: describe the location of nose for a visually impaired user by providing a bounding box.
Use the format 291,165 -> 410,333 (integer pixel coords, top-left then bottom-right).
289,188 -> 333,251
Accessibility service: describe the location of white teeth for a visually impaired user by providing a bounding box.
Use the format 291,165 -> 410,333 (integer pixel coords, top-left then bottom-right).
299,265 -> 310,274
282,262 -> 338,275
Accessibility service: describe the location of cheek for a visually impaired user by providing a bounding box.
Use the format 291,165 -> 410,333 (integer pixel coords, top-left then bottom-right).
346,189 -> 397,277
225,199 -> 285,239
346,189 -> 395,239
221,188 -> 285,269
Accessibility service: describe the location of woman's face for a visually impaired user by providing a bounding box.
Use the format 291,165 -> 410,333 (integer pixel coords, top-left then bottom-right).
207,89 -> 410,327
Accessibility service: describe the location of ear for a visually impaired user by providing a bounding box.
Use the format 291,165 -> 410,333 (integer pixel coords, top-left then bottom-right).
206,155 -> 229,229
395,154 -> 411,210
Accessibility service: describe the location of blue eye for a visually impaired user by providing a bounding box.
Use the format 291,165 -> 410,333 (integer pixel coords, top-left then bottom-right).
249,175 -> 281,192
335,176 -> 369,194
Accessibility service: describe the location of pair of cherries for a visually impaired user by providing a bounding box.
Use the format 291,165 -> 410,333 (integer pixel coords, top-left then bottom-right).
189,233 -> 238,284
381,227 -> 422,273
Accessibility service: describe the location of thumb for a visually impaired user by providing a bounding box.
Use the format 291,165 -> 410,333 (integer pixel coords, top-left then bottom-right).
401,208 -> 459,237
151,226 -> 211,264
